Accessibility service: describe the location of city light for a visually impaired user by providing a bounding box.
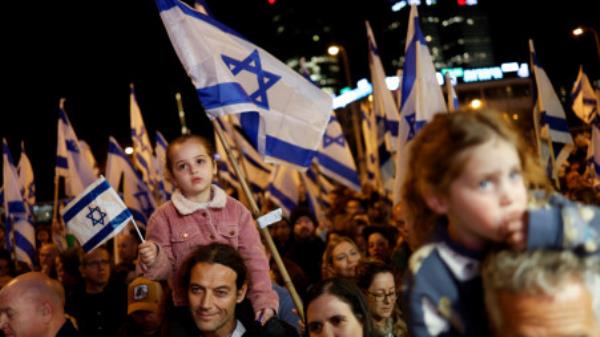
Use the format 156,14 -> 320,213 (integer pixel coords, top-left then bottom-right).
572,27 -> 584,36
469,98 -> 482,110
327,45 -> 340,56
124,147 -> 134,155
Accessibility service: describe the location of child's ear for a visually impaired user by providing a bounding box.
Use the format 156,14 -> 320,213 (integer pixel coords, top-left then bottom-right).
422,188 -> 449,214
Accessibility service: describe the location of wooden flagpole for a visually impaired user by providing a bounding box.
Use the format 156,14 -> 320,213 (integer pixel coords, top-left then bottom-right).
212,119 -> 305,321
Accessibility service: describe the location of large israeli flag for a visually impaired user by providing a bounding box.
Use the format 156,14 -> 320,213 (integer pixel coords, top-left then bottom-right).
316,113 -> 361,192
17,142 -> 35,208
366,21 -> 399,152
393,4 -> 447,203
301,166 -> 327,226
105,137 -> 156,227
155,131 -> 173,202
267,165 -> 300,217
56,107 -> 97,197
3,139 -> 35,267
61,176 -> 133,253
131,87 -> 158,193
233,128 -> 272,193
530,40 -> 574,179
155,0 -> 331,169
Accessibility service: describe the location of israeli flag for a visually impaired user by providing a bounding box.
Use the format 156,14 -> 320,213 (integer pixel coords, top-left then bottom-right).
155,131 -> 173,202
3,139 -> 35,267
155,0 -> 331,169
393,4 -> 447,203
61,176 -> 133,253
56,106 -> 97,197
105,137 -> 156,227
445,72 -> 459,112
267,165 -> 300,217
131,87 -> 158,193
17,142 -> 35,208
366,21 -> 399,152
571,66 -> 599,125
530,40 -> 574,178
361,103 -> 381,190
301,167 -> 327,225
316,113 -> 361,192
233,127 -> 273,193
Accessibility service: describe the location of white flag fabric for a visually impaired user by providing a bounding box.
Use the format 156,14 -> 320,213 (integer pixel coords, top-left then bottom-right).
61,176 -> 133,253
56,108 -> 97,197
366,21 -> 400,152
316,113 -> 361,192
393,5 -> 447,203
155,0 -> 332,168
105,137 -> 156,227
3,139 -> 36,267
17,142 -> 35,208
530,40 -> 574,179
301,167 -> 327,226
155,131 -> 173,202
233,128 -> 273,193
445,72 -> 460,112
571,66 -> 599,124
361,103 -> 382,190
267,165 -> 300,217
131,87 -> 158,192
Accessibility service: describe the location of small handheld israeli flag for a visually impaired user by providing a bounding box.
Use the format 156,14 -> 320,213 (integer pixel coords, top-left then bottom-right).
61,176 -> 133,253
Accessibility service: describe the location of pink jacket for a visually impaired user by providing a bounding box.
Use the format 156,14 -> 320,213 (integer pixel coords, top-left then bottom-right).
139,186 -> 278,313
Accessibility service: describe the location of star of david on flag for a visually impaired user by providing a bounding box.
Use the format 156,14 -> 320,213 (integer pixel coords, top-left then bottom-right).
62,176 -> 133,253
155,0 -> 331,169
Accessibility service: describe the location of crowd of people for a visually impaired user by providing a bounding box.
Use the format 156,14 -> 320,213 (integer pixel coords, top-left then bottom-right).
1,110 -> 600,337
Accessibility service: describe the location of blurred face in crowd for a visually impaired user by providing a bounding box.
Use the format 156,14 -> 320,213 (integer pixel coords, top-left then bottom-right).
331,241 -> 361,278
0,259 -> 10,277
35,229 -> 50,245
367,233 -> 390,262
117,233 -> 138,264
346,200 -> 362,216
188,262 -> 247,337
294,216 -> 316,240
270,220 -> 291,245
131,310 -> 163,336
38,244 -> 58,270
79,248 -> 110,291
307,293 -> 363,337
365,272 -> 396,321
492,280 -> 600,337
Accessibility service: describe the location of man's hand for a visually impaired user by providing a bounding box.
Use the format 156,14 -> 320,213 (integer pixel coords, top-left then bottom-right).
138,241 -> 158,267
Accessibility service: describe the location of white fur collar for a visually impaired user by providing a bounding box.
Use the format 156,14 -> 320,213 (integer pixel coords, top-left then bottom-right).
171,185 -> 227,215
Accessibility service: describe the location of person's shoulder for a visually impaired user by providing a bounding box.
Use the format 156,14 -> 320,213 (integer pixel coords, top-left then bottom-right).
407,243 -> 440,277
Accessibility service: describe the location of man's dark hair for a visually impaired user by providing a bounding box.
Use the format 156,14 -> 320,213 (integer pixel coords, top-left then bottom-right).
180,243 -> 248,291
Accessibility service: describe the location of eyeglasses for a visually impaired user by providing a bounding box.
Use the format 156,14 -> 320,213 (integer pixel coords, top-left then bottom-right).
84,259 -> 110,268
367,291 -> 396,302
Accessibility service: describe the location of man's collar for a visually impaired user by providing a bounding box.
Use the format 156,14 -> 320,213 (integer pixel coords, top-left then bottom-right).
230,320 -> 246,337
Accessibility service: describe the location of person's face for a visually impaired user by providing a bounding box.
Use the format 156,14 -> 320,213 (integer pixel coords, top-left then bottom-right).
331,241 -> 361,278
117,234 -> 138,263
0,291 -> 46,337
294,216 -> 315,240
0,259 -> 10,277
430,138 -> 527,250
38,245 -> 58,268
346,200 -> 361,216
188,262 -> 247,336
270,220 -> 291,243
169,140 -> 216,201
367,233 -> 390,261
307,293 -> 363,337
494,281 -> 600,337
131,310 -> 162,335
36,230 -> 49,244
366,272 -> 396,321
80,249 -> 110,288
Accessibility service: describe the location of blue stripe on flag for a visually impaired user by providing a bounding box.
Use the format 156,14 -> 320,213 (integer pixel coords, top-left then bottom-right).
156,134 -> 168,148
400,16 -> 426,110
541,112 -> 570,132
56,156 -> 68,169
59,109 -> 69,124
240,112 -> 261,149
62,180 -> 111,223
268,185 -> 297,212
317,153 -> 361,186
14,231 -> 36,263
241,152 -> 270,174
82,210 -> 132,252
108,141 -> 145,181
265,136 -> 315,168
8,201 -> 26,214
197,83 -> 253,109
131,209 -> 148,226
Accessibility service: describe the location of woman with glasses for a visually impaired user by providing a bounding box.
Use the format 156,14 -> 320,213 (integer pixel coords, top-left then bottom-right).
356,260 -> 408,337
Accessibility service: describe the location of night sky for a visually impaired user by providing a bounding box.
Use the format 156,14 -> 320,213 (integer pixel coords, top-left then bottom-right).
1,0 -> 598,202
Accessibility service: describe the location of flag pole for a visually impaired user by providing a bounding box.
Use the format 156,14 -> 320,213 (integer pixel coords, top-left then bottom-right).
52,98 -> 66,232
528,40 -> 544,162
529,39 -> 561,189
445,72 -> 455,112
129,219 -> 146,243
212,119 -> 305,321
